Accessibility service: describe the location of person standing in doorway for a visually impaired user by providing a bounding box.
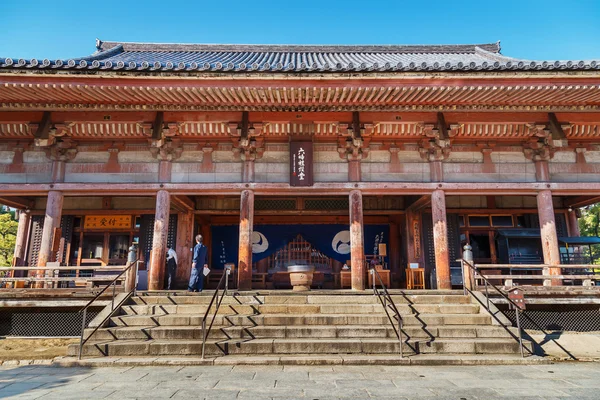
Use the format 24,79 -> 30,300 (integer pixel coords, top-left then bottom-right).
166,247 -> 178,290
188,234 -> 207,292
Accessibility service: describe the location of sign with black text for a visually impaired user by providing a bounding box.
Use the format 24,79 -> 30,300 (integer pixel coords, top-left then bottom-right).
289,141 -> 313,186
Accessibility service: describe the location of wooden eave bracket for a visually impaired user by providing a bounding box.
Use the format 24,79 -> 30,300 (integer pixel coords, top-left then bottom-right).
45,138 -> 78,161
417,122 -> 451,162
522,120 -> 568,161
230,114 -> 264,161
337,113 -> 371,160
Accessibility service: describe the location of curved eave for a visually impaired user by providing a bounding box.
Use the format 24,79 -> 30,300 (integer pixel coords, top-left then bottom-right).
1,82 -> 599,112
1,57 -> 600,73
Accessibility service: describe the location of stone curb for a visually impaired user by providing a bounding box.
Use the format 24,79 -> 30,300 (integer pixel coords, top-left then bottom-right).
1,355 -> 558,368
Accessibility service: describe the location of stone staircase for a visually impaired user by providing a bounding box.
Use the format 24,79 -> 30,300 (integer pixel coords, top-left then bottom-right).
69,290 -> 533,362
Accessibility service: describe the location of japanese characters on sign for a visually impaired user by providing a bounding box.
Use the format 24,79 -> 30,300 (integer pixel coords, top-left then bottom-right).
84,215 -> 132,230
290,140 -> 313,186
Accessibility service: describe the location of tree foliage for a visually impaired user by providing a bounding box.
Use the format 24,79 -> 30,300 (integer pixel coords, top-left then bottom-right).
578,203 -> 600,265
0,210 -> 18,266
579,203 -> 600,237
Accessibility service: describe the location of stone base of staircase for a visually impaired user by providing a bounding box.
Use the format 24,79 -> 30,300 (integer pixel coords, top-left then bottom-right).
54,354 -> 549,367
69,290 -> 540,365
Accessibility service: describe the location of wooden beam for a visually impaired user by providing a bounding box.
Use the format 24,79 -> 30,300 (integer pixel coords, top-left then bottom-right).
152,111 -> 164,140
0,196 -> 34,210
406,195 -> 431,212
34,111 -> 52,140
565,195 -> 600,208
171,195 -> 195,212
352,111 -> 361,139
436,112 -> 449,140
241,111 -> 250,139
548,113 -> 567,141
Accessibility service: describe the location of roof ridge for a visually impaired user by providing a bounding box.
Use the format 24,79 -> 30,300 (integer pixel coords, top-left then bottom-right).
98,40 -> 501,54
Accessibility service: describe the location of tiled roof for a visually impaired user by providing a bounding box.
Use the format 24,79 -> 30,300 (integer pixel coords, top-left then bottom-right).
1,39 -> 599,73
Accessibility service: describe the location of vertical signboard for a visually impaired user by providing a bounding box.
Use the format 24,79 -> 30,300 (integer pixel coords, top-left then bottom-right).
290,140 -> 313,186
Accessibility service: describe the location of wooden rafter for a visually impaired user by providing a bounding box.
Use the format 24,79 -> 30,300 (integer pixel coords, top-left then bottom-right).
0,196 -> 35,210
565,196 -> 600,208
171,195 -> 195,212
406,195 -> 431,212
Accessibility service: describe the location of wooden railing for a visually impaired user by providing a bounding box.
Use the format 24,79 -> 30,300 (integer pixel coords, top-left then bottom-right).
470,264 -> 600,288
0,265 -> 131,289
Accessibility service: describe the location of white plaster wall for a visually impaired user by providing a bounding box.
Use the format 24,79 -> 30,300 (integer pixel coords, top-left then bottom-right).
176,151 -> 204,163
171,162 -> 242,183
23,151 -> 47,163
550,151 -> 577,163
490,152 -> 528,163
72,152 -> 110,163
314,162 -> 348,182
446,152 -> 483,163
117,151 -> 156,163
584,151 -> 600,163
0,151 -> 14,164
362,162 -> 430,182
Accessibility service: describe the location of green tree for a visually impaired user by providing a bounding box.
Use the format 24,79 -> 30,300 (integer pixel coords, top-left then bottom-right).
578,203 -> 600,265
0,210 -> 18,266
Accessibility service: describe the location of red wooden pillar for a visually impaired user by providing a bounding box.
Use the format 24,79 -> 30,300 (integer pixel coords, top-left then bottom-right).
535,160 -> 550,182
348,159 -> 361,182
238,189 -> 254,290
242,159 -> 255,183
36,191 -> 64,286
537,190 -> 561,284
158,160 -> 172,183
175,211 -> 194,287
149,190 -> 170,290
349,189 -> 365,291
13,210 -> 31,267
432,189 -> 451,290
568,209 -> 581,237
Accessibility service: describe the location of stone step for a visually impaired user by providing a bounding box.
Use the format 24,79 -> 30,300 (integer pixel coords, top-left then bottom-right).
129,293 -> 471,306
225,313 -> 492,327
88,324 -> 518,341
109,312 -> 492,327
71,337 -> 532,357
119,302 -> 480,316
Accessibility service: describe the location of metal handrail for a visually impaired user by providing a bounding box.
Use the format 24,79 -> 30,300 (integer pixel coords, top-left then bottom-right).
77,258 -> 140,360
201,267 -> 231,359
370,268 -> 403,357
461,259 -> 577,358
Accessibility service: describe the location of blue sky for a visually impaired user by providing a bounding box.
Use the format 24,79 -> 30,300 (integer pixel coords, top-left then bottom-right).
1,0 -> 599,61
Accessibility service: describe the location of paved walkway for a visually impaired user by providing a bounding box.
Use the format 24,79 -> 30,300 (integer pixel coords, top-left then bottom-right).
1,362 -> 599,399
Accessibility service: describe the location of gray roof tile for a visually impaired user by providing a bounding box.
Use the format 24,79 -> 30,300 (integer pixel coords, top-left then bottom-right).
1,39 -> 599,73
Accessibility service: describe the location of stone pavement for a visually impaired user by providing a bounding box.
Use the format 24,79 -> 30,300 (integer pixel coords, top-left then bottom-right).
1,362 -> 599,399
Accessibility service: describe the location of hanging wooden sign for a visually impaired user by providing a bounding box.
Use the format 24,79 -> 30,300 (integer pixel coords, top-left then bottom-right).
84,215 -> 132,230
289,140 -> 313,186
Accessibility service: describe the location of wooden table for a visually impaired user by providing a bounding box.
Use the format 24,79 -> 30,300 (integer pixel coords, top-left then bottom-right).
368,269 -> 390,288
406,267 -> 425,289
340,271 -> 352,288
